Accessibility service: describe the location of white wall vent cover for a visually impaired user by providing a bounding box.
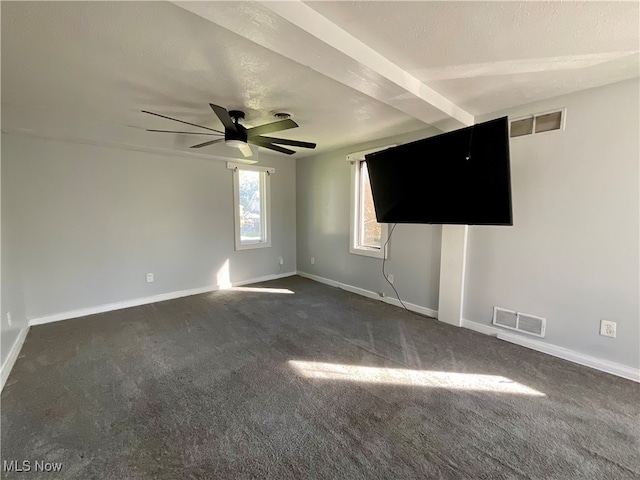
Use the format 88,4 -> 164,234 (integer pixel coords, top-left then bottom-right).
492,307 -> 546,337
510,109 -> 565,138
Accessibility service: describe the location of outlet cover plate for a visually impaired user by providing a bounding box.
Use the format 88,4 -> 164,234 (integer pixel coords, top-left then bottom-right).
600,320 -> 616,338
146,273 -> 154,283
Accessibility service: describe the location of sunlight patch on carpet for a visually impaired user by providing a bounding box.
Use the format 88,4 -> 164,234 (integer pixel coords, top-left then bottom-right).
289,361 -> 545,396
225,286 -> 294,294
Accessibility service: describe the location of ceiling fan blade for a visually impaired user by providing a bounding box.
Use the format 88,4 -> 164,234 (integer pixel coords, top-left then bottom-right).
209,103 -> 237,133
146,129 -> 222,136
239,143 -> 254,157
142,110 -> 223,134
246,119 -> 298,138
190,138 -> 225,149
259,143 -> 296,155
258,136 -> 316,149
249,137 -> 296,155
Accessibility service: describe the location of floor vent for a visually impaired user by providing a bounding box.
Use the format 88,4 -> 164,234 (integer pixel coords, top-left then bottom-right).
492,307 -> 546,337
510,109 -> 565,138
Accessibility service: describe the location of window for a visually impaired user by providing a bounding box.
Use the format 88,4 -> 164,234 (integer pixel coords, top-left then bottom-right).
347,148 -> 391,259
228,162 -> 273,250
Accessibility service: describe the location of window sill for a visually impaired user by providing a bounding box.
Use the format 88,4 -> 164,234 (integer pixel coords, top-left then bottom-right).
349,245 -> 387,259
235,241 -> 272,251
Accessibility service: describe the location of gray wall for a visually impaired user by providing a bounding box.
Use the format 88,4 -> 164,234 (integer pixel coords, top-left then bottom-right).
1,133 -> 296,352
297,79 -> 639,370
4,80 -> 637,372
296,129 -> 442,311
1,153 -> 29,369
464,79 -> 639,368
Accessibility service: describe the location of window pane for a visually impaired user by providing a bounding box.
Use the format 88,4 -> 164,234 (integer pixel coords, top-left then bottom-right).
360,162 -> 382,249
239,170 -> 262,243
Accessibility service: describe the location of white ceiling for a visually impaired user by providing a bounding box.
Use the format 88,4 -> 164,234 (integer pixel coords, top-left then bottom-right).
2,1 -> 638,159
307,1 -> 640,114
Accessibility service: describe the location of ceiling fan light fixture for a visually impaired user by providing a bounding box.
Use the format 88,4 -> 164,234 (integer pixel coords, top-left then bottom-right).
225,139 -> 247,148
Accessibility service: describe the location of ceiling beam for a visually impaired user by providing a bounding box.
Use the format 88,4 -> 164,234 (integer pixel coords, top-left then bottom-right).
261,1 -> 474,127
172,1 -> 474,128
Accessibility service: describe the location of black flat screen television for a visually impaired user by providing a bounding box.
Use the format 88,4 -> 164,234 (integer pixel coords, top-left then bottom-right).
365,116 -> 512,226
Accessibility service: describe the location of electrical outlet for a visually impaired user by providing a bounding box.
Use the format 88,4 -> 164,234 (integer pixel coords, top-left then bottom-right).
311,257 -> 315,265
387,274 -> 394,284
600,320 -> 616,338
278,257 -> 284,265
146,273 -> 154,283
7,311 -> 12,327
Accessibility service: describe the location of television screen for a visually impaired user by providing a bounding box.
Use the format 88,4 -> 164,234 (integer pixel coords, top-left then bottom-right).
365,116 -> 512,226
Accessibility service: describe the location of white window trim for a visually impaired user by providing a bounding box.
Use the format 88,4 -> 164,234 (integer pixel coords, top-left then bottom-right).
228,162 -> 274,251
347,147 -> 394,259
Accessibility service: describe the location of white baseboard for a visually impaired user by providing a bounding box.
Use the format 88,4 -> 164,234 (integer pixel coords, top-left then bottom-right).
28,272 -> 296,327
297,271 -> 438,319
462,319 -> 639,383
461,318 -> 502,337
24,271 -> 637,384
231,272 -> 295,287
1,326 -> 30,392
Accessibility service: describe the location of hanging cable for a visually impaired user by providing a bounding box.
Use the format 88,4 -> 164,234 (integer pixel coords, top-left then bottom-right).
382,223 -> 409,311
465,124 -> 475,161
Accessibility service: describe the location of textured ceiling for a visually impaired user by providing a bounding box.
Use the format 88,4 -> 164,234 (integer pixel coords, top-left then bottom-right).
0,1 -> 425,158
307,1 -> 640,114
1,1 -> 638,159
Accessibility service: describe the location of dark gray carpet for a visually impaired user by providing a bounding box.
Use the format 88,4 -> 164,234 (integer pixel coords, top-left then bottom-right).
2,275 -> 639,479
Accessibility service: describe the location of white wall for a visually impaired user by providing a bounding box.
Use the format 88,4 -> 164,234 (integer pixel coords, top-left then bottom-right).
296,129 -> 442,311
464,79 -> 639,369
1,132 -> 296,355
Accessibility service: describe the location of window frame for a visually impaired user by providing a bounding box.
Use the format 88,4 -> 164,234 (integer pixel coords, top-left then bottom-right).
347,148 -> 393,259
228,162 -> 274,251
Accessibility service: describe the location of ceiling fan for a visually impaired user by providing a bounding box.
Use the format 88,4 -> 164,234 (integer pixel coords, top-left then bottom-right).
142,104 -> 316,157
